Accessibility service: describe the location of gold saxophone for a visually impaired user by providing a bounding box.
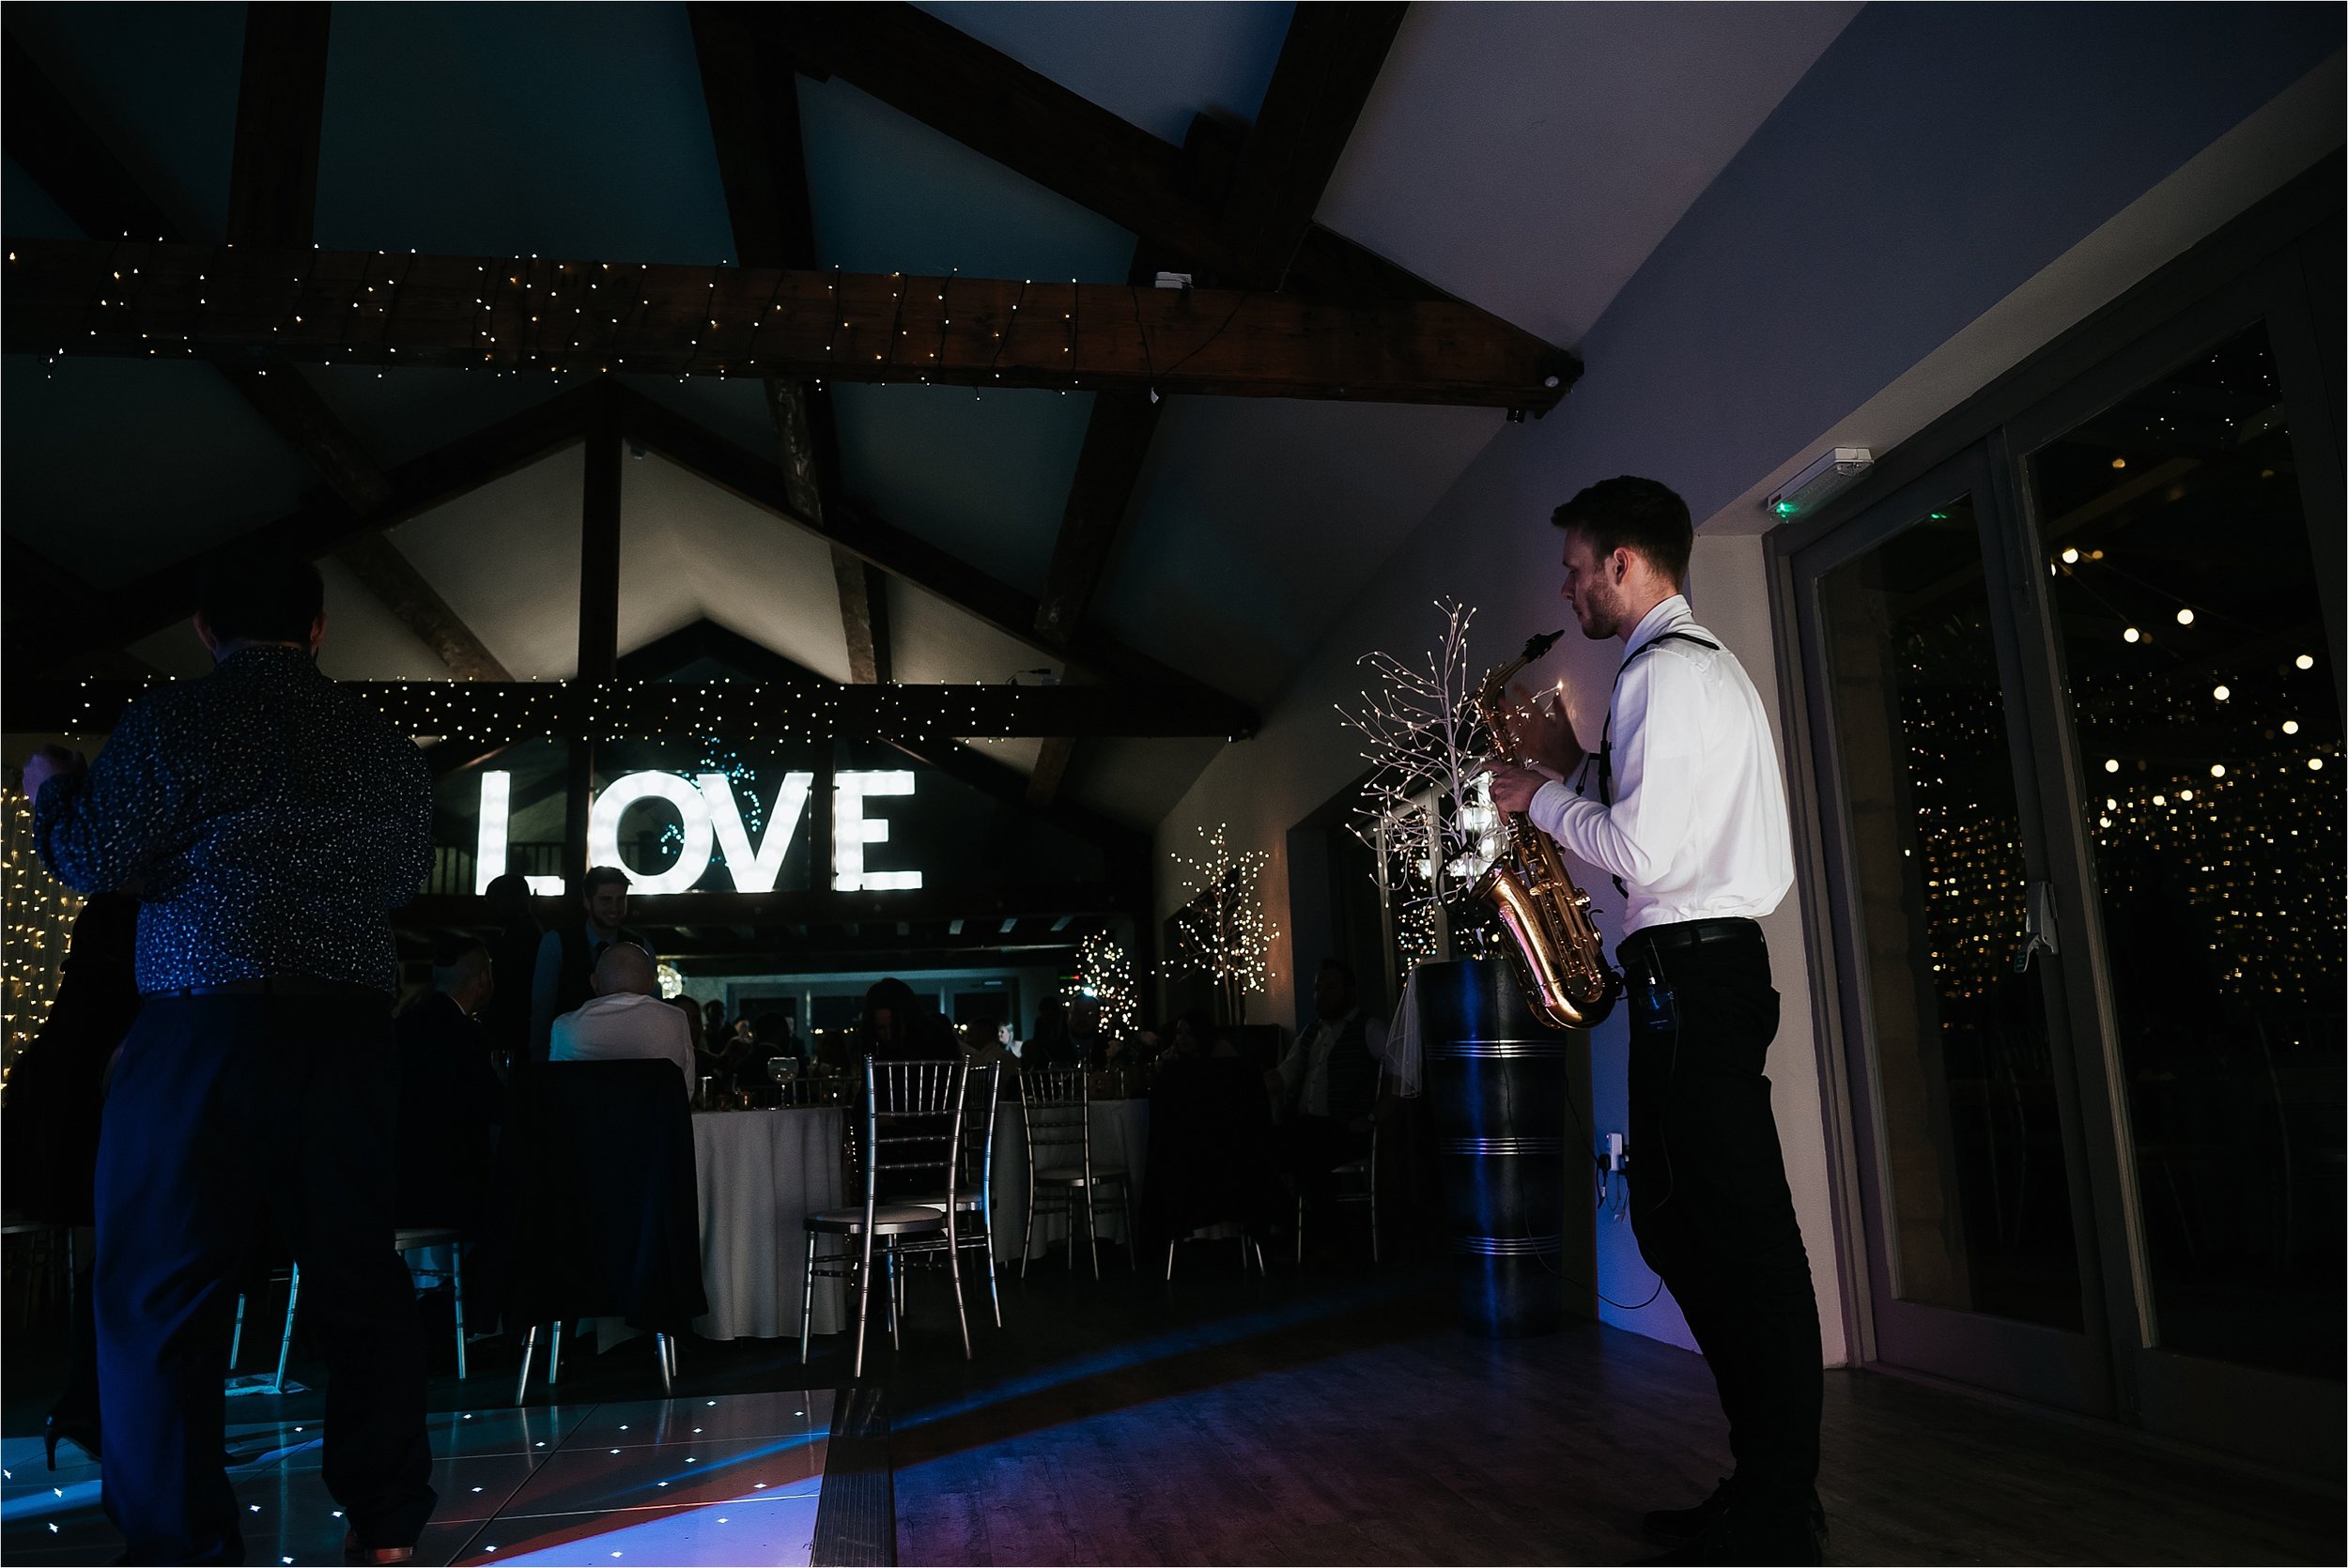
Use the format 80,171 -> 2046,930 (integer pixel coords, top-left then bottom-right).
1466,630 -> 1619,1029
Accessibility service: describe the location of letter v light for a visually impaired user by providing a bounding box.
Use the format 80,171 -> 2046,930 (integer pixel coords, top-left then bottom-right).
699,772 -> 813,893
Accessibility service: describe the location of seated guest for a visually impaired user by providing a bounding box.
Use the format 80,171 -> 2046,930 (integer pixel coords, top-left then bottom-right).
1267,960 -> 1396,1236
394,938 -> 505,1233
548,942 -> 694,1092
960,1016 -> 1013,1069
752,1010 -> 806,1071
701,998 -> 728,1046
529,866 -> 655,1063
861,977 -> 954,1062
1022,995 -> 1074,1068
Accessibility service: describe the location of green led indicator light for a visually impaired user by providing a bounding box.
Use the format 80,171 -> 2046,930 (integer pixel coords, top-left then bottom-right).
1772,500 -> 1800,518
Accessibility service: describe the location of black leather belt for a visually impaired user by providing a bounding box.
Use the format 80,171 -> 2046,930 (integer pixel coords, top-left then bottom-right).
1620,916 -> 1763,959
157,976 -> 387,1000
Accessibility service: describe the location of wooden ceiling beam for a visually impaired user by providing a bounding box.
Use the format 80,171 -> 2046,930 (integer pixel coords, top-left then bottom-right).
780,2 -> 1230,267
1026,10 -> 1406,807
688,2 -> 894,689
7,23 -> 513,683
10,676 -> 1250,741
1,238 -> 1574,409
614,387 -> 1254,733
224,3 -> 332,252
396,883 -> 1136,931
3,384 -> 609,676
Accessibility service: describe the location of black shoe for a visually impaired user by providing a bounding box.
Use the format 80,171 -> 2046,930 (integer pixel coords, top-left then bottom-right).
43,1412 -> 101,1468
1643,1478 -> 1827,1545
1642,1476 -> 1731,1543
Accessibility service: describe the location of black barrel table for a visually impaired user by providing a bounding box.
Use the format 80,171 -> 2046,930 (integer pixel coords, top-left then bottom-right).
1416,957 -> 1594,1337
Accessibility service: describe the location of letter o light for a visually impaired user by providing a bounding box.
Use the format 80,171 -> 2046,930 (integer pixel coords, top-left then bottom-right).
589,772 -> 715,894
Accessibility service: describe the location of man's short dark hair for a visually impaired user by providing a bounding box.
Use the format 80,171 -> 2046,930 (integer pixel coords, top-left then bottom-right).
1319,958 -> 1355,985
581,866 -> 630,899
195,550 -> 325,645
1551,477 -> 1693,587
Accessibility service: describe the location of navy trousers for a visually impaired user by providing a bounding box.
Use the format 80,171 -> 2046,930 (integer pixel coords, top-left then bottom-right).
95,992 -> 435,1563
1623,923 -> 1824,1519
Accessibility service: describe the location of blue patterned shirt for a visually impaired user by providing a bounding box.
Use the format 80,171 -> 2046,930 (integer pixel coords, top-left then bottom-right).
33,645 -> 433,995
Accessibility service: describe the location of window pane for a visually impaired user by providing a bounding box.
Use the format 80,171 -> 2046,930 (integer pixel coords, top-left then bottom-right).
2031,319 -> 2344,1379
1820,498 -> 2086,1330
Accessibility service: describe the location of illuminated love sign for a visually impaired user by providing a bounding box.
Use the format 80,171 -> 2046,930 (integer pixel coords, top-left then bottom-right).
472,769 -> 921,896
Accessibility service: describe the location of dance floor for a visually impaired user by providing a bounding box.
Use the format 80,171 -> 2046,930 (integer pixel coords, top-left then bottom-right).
4,1245 -> 2340,1565
1,1391 -> 828,1566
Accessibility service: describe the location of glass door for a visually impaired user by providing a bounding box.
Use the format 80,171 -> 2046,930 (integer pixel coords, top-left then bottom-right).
2007,295 -> 2343,1468
1794,451 -> 2116,1413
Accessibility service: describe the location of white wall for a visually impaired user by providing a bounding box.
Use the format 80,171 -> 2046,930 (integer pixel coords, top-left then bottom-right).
1154,8 -> 2342,1362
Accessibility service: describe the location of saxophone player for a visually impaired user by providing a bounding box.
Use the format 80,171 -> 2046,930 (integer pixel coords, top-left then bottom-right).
1484,476 -> 1822,1566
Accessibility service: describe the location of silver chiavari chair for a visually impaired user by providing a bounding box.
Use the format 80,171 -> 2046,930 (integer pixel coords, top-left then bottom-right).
799,1056 -> 972,1377
902,1058 -> 1006,1327
1018,1068 -> 1135,1278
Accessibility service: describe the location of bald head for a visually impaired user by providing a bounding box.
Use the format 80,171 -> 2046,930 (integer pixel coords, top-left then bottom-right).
592,941 -> 657,998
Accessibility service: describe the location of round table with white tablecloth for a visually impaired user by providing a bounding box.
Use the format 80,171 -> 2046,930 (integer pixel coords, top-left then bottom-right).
690,1107 -> 848,1340
986,1098 -> 1150,1262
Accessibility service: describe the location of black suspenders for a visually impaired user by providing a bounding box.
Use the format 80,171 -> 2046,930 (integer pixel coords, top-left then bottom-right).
1575,628 -> 1722,897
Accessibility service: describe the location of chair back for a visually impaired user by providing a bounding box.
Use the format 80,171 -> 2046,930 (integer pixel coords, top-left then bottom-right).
1018,1068 -> 1092,1173
857,1056 -> 969,1212
956,1059 -> 1004,1199
487,1060 -> 707,1332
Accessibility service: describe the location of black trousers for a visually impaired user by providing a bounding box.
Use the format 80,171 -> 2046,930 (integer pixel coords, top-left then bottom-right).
1623,921 -> 1823,1514
94,993 -> 435,1563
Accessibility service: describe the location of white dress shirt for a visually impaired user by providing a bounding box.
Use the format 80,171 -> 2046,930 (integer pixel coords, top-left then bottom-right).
548,992 -> 696,1092
1275,1008 -> 1392,1117
1528,594 -> 1794,937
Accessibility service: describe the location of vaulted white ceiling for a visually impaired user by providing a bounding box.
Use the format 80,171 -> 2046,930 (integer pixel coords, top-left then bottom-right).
5,0 -> 1860,827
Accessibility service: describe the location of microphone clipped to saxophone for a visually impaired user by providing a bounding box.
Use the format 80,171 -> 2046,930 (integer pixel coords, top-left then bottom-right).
1467,630 -> 1620,1029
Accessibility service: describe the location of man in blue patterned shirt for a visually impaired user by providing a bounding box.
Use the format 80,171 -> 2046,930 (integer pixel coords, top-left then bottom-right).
27,550 -> 437,1565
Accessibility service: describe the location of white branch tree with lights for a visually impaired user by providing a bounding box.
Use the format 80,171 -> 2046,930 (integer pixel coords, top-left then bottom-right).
1167,824 -> 1276,1025
1336,597 -> 1504,976
1074,929 -> 1139,1038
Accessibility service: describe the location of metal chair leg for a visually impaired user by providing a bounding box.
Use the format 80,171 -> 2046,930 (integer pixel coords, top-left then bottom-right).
229,1293 -> 247,1371
1252,1238 -> 1266,1277
1369,1166 -> 1382,1266
548,1320 -> 562,1386
1166,1239 -> 1178,1282
271,1265 -> 301,1394
1295,1191 -> 1306,1266
982,1214 -> 1002,1328
1020,1173 -> 1038,1279
799,1232 -> 819,1365
451,1249 -> 468,1380
654,1332 -> 673,1395
946,1218 -> 972,1360
1084,1185 -> 1100,1280
885,1247 -> 902,1350
514,1325 -> 539,1407
852,1229 -> 874,1379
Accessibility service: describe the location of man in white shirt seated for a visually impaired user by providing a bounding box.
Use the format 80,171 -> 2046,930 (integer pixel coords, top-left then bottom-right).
548,942 -> 694,1094
1268,960 -> 1397,1245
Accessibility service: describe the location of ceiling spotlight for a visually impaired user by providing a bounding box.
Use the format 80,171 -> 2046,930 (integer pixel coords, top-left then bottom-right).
2296,653 -> 2315,670
2311,758 -> 2326,772
2212,684 -> 2231,701
2061,547 -> 2079,564
2283,720 -> 2300,735
2176,607 -> 2196,626
2209,763 -> 2226,778
2103,759 -> 2120,774
2124,627 -> 2140,643
2152,794 -> 2167,806
2110,457 -> 2127,469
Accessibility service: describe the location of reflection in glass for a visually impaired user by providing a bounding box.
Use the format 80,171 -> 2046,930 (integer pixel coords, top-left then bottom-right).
2031,321 -> 2343,1379
1821,499 -> 2086,1330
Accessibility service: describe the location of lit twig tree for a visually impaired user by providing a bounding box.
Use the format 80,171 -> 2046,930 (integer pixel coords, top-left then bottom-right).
1074,929 -> 1139,1038
1167,824 -> 1276,1024
1336,597 -> 1504,976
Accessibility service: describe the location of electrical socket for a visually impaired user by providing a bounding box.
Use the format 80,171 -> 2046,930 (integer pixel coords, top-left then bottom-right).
1602,1131 -> 1627,1173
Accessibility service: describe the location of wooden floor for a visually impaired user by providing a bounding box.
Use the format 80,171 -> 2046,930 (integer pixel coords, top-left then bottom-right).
5,1245 -> 2339,1565
867,1250 -> 2341,1566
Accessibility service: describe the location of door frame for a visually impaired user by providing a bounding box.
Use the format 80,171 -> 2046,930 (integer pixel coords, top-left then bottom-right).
1786,444 -> 2119,1415
1769,154 -> 2343,1476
